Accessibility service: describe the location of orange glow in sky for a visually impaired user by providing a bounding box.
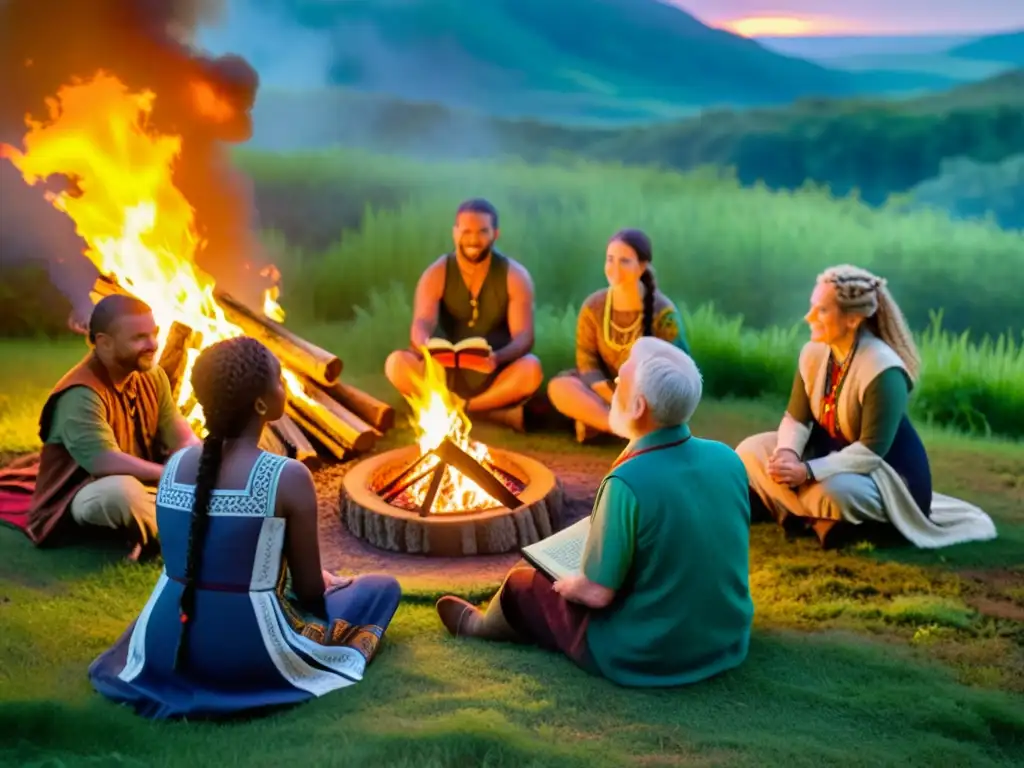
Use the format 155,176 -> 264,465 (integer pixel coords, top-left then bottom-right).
720,15 -> 861,37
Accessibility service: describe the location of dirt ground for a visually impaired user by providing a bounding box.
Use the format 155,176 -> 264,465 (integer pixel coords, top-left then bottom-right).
314,449 -> 610,587
959,568 -> 1024,622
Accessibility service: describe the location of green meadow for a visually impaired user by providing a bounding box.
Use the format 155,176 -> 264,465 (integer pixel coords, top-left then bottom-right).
1,149 -> 1022,766
1,339 -> 1023,767
246,150 -> 1023,439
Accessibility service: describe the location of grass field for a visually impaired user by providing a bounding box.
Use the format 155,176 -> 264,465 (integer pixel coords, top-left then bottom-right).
1,333 -> 1022,767
2,147 -> 1021,765
239,149 -> 1024,341
239,144 -> 1024,437
5,150 -> 1023,437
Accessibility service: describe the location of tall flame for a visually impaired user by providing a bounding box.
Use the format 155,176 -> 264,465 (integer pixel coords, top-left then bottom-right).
0,71 -> 298,430
400,352 -> 500,514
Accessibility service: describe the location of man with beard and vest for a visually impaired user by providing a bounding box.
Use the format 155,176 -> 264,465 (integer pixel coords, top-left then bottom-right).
28,295 -> 198,559
384,199 -> 544,430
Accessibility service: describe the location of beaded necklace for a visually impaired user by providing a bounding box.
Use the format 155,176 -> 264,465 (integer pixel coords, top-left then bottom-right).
602,290 -> 644,351
821,339 -> 859,438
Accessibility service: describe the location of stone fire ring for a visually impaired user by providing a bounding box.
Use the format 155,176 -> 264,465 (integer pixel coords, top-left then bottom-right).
340,445 -> 565,557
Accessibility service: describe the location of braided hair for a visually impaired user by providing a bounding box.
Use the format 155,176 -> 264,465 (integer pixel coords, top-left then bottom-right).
173,335 -> 275,670
818,264 -> 922,381
610,228 -> 656,337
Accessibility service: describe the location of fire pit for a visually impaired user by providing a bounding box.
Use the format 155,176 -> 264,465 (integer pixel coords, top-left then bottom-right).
340,356 -> 564,556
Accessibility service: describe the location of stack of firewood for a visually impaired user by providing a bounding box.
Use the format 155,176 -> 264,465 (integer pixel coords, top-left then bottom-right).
92,276 -> 394,464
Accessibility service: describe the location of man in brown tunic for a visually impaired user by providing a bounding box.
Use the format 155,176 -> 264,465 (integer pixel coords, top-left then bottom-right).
28,295 -> 198,557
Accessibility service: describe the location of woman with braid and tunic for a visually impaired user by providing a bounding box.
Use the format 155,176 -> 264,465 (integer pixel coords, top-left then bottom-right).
548,229 -> 691,442
88,337 -> 402,719
736,265 -> 996,550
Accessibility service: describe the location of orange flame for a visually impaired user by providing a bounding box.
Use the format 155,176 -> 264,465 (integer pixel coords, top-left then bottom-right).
260,264 -> 285,322
189,80 -> 235,124
399,352 -> 501,514
0,71 -> 294,432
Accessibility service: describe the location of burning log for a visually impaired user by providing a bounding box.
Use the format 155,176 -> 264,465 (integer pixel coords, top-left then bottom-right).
291,378 -> 379,453
286,404 -> 348,462
433,438 -> 523,510
90,275 -> 379,462
258,425 -> 289,457
419,460 -> 448,517
270,415 -> 317,464
324,381 -> 395,433
90,275 -> 122,303
157,321 -> 202,400
215,292 -> 341,386
378,452 -> 435,503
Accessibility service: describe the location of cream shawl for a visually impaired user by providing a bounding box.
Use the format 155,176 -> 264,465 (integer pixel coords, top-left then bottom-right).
775,330 -> 996,549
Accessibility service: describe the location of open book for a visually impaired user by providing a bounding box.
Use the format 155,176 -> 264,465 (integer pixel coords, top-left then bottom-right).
426,336 -> 494,374
521,516 -> 591,582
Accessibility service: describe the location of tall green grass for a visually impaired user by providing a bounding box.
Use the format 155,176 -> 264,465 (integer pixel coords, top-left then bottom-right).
239,149 -> 1023,437
310,284 -> 1024,439
240,149 -> 1024,341
4,149 -> 1021,437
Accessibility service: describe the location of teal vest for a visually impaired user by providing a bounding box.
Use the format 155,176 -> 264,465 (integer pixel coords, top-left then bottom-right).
587,425 -> 754,687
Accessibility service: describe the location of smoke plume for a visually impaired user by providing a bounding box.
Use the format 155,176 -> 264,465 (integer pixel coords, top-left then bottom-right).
0,0 -> 269,320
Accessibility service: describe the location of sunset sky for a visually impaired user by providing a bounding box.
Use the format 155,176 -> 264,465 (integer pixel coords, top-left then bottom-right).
672,1 -> 1024,36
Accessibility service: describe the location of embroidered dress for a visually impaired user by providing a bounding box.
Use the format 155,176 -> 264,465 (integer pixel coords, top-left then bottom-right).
88,449 -> 401,720
553,288 -> 690,388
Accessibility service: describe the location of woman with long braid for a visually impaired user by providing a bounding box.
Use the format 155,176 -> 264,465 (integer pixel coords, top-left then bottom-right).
88,337 -> 402,719
548,229 -> 691,442
736,265 -> 995,550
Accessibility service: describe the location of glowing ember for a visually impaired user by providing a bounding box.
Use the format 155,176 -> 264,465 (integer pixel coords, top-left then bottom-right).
260,265 -> 286,323
0,71 -> 297,433
401,352 -> 502,514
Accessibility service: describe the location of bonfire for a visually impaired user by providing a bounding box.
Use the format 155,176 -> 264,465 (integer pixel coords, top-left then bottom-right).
0,71 -> 392,460
394,352 -> 522,515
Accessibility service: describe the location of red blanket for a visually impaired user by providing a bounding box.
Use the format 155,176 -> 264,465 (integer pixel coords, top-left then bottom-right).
0,453 -> 38,534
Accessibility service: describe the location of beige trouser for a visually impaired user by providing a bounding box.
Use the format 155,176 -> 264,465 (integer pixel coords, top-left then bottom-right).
69,476 -> 158,543
736,431 -> 887,524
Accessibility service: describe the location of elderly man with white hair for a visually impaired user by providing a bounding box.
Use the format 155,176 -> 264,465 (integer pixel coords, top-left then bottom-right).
435,337 -> 754,687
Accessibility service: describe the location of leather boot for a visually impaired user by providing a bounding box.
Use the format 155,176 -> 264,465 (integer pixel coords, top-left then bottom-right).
436,593 -> 524,642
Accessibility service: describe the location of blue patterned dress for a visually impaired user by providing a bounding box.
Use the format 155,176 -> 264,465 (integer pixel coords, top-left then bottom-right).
88,449 -> 402,720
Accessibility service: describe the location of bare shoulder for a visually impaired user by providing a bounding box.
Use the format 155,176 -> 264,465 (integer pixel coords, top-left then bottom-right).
276,457 -> 316,498
416,256 -> 447,291
505,258 -> 535,293
168,444 -> 201,484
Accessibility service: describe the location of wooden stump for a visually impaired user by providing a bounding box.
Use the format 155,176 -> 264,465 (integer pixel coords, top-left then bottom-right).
339,445 -> 565,556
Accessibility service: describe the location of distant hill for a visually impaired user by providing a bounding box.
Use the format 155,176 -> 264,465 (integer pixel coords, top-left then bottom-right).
909,154 -> 1024,231
757,35 -> 973,59
203,0 -> 955,123
948,31 -> 1024,65
901,68 -> 1024,112
250,68 -> 1024,222
757,33 -> 1016,82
